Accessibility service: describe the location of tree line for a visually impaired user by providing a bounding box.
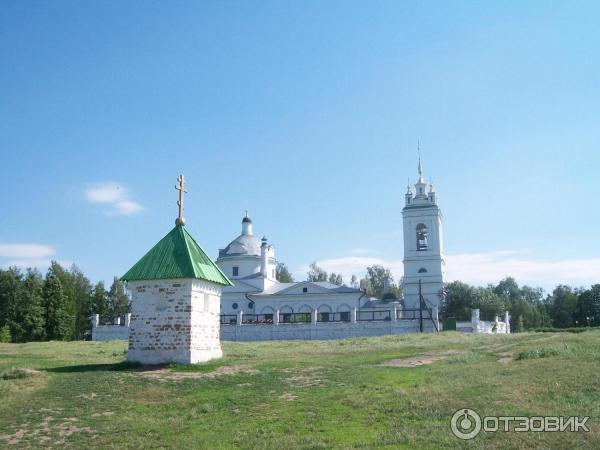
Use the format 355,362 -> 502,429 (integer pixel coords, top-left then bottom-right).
304,262 -> 402,299
0,262 -> 129,343
2,259 -> 598,342
442,277 -> 600,332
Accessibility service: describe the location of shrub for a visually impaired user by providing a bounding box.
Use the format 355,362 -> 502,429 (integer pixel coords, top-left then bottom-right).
1,367 -> 42,380
532,327 -> 595,333
0,325 -> 11,343
517,348 -> 559,360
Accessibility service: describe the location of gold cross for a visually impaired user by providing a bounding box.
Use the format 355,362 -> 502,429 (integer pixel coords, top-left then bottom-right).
175,174 -> 187,226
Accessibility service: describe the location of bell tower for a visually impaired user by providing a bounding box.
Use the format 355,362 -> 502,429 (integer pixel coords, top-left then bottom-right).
402,154 -> 445,310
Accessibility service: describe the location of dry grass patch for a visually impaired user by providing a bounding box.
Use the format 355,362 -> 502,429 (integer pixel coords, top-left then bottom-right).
282,366 -> 325,387
1,368 -> 44,380
497,352 -> 515,364
139,364 -> 258,382
279,392 -> 298,401
382,350 -> 464,368
0,416 -> 96,447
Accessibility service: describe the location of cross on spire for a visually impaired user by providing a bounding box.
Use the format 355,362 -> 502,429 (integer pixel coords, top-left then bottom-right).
175,174 -> 187,226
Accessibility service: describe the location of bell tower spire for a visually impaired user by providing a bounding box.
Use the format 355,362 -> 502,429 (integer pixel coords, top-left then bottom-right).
414,144 -> 427,198
417,141 -> 424,182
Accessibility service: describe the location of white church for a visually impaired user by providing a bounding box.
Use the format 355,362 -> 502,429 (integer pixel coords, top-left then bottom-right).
216,213 -> 368,323
216,157 -> 445,321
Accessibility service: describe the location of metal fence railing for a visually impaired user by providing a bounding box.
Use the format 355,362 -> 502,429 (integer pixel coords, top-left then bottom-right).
221,314 -> 237,325
357,310 -> 391,321
221,308 -> 434,325
242,314 -> 273,324
279,313 -> 311,323
317,312 -> 351,323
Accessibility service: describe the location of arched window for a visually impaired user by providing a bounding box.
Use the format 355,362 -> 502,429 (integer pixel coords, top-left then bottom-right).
416,223 -> 428,251
418,268 -> 427,273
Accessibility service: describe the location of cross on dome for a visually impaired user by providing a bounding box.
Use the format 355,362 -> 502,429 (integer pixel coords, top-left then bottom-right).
175,174 -> 187,226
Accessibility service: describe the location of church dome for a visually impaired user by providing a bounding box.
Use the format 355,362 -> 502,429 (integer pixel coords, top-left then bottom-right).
219,234 -> 261,258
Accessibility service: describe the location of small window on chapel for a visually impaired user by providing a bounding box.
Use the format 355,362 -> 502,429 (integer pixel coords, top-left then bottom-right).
232,266 -> 239,276
418,268 -> 427,273
416,223 -> 428,251
303,287 -> 308,293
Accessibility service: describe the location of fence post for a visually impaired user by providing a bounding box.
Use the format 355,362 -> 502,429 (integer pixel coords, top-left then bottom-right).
471,308 -> 480,333
351,308 -> 357,323
432,305 -> 439,332
115,317 -> 121,326
392,306 -> 398,322
505,311 -> 511,334
91,314 -> 99,328
235,311 -> 244,341
312,309 -> 318,325
125,313 -> 131,327
274,309 -> 280,326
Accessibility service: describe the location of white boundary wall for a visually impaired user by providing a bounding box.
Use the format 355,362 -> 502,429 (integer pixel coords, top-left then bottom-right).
456,309 -> 511,334
92,307 -> 440,342
220,320 -> 435,341
91,314 -> 131,341
220,307 -> 438,341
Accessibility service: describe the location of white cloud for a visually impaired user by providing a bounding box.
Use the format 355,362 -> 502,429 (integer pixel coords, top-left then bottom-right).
84,182 -> 144,215
349,248 -> 379,255
296,250 -> 600,292
0,244 -> 55,259
0,244 -> 70,272
445,251 -> 600,290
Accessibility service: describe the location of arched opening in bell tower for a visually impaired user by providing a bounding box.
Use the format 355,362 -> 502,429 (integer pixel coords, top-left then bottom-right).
416,223 -> 428,251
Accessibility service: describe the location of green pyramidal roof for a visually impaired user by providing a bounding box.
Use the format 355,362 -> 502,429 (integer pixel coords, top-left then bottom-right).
121,225 -> 233,285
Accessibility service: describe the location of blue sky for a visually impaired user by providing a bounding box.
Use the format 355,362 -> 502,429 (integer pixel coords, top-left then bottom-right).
1,1 -> 599,292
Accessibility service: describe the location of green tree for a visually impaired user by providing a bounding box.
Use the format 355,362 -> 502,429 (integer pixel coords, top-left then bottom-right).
518,285 -> 549,329
575,284 -> 600,327
69,265 -> 93,339
108,277 -> 130,320
50,261 -> 76,339
13,269 -> 46,342
473,287 -> 507,321
43,268 -> 71,340
364,265 -> 395,298
493,278 -> 548,330
0,325 -> 11,343
91,282 -> 109,323
276,263 -> 294,283
549,285 -> 578,328
0,267 -> 22,342
515,315 -> 525,333
441,281 -> 475,320
307,262 -> 327,282
328,273 -> 343,286
494,277 -> 522,329
493,277 -> 521,302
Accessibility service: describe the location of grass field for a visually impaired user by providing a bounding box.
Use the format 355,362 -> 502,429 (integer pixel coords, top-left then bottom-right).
1,331 -> 599,449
